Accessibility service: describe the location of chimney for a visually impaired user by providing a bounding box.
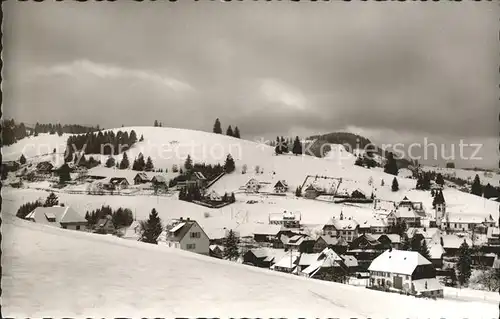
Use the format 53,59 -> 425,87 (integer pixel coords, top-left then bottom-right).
187,217 -> 190,221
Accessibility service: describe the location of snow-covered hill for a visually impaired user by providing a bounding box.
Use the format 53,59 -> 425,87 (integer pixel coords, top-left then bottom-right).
422,166 -> 500,186
2,213 -> 496,318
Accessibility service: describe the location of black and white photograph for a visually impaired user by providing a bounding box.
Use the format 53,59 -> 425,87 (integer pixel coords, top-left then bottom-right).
2,1 -> 499,317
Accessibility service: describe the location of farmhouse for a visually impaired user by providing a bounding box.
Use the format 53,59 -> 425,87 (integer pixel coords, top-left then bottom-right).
322,216 -> 359,243
313,236 -> 349,254
298,248 -> 345,278
252,224 -> 282,243
106,177 -> 130,190
95,215 -> 116,234
441,235 -> 472,256
243,178 -> 262,193
269,210 -> 301,229
281,234 -> 315,253
243,248 -> 287,268
122,220 -> 141,240
165,217 -> 210,255
25,206 -> 87,231
358,217 -> 389,235
367,249 -> 443,298
151,175 -> 168,187
347,233 -> 383,270
373,234 -> 401,250
304,184 -> 322,199
134,172 -> 150,184
387,206 -> 422,228
209,245 -> 225,259
177,172 -> 207,189
271,251 -> 301,274
273,180 -> 289,193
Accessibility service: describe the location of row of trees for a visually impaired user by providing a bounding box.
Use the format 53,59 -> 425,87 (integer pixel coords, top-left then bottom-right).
65,130 -> 140,159
131,153 -> 155,171
2,119 -> 28,146
85,205 -> 134,229
34,122 -> 98,135
274,136 -> 303,155
16,192 -> 62,219
213,118 -> 241,138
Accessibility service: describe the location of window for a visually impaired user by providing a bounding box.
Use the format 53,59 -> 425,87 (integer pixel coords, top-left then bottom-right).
76,225 -> 80,230
62,225 -> 67,229
187,244 -> 196,250
190,232 -> 201,238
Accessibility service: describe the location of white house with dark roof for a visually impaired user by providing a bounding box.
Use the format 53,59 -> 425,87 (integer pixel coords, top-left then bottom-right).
368,249 -> 443,298
165,217 -> 210,255
323,216 -> 359,243
25,206 -> 87,231
269,210 -> 301,228
273,180 -> 289,193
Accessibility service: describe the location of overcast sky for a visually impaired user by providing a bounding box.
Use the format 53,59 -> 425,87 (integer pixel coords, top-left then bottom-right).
4,2 -> 498,168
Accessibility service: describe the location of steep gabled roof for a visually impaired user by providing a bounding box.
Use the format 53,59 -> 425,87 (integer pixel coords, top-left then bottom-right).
274,180 -> 288,188
26,206 -> 86,226
368,249 -> 431,275
193,172 -> 206,180
134,172 -> 150,181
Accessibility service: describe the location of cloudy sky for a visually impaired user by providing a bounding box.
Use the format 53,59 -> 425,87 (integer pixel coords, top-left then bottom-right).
4,1 -> 498,168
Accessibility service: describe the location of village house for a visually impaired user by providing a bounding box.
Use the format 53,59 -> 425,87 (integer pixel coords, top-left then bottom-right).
358,217 -> 389,235
367,249 -> 443,298
440,215 -> 490,234
487,226 -> 500,246
273,180 -> 289,193
322,215 -> 359,243
26,206 -> 87,231
340,254 -> 359,275
373,199 -> 396,212
281,234 -> 315,253
427,242 -> 445,269
304,184 -> 322,199
177,172 -> 207,190
373,234 -> 402,250
298,248 -> 346,279
387,208 -> 421,228
313,236 -> 349,254
165,217 -> 210,255
106,177 -> 130,190
243,248 -> 287,268
207,190 -> 223,202
209,245 -> 225,259
441,235 -> 473,256
347,233 -> 384,271
134,172 -> 150,185
271,251 -> 301,274
94,215 -> 116,234
122,220 -> 141,240
151,175 -> 168,188
269,210 -> 301,229
252,224 -> 282,243
243,178 -> 262,193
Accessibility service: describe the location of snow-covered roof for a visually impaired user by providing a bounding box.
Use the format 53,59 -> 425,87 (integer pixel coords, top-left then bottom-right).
273,253 -> 300,269
134,172 -> 150,181
25,206 -> 86,226
359,217 -> 387,229
318,236 -> 348,246
368,249 -> 431,276
428,244 -> 445,260
373,234 -> 401,244
269,210 -> 300,222
122,221 -> 141,240
412,278 -> 442,293
441,235 -> 472,249
395,206 -> 419,219
326,218 -> 359,230
341,255 -> 359,268
252,224 -> 281,236
274,180 -> 288,188
446,215 -> 489,224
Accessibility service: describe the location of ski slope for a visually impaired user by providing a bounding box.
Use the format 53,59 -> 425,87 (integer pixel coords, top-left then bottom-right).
2,213 -> 495,318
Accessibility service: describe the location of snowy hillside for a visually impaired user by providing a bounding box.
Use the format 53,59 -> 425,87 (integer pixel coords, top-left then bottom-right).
422,166 -> 500,186
2,213 -> 496,318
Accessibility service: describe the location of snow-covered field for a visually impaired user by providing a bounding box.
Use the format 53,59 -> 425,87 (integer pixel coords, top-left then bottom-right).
422,166 -> 500,186
2,212 -> 497,318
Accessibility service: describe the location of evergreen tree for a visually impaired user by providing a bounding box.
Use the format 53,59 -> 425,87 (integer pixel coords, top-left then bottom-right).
44,192 -> 59,207
119,152 -> 130,169
384,153 -> 399,175
184,154 -> 193,171
16,201 -> 43,219
226,125 -> 234,137
139,134 -> 144,142
292,136 -> 302,155
213,118 -> 222,134
140,208 -> 163,244
432,190 -> 446,208
457,241 -> 472,286
233,126 -> 241,138
19,154 -> 26,165
354,156 -> 364,167
230,192 -> 236,203
154,120 -> 159,127
295,186 -> 302,197
224,154 -> 235,173
145,156 -> 154,171
400,233 -> 411,251
129,130 -> 138,144
391,177 -> 399,192
435,173 -> 445,186
280,136 -> 288,154
381,179 -> 385,186
105,156 -> 116,168
275,136 -> 282,155
471,174 -> 482,196
58,163 -> 72,184
223,229 -> 240,261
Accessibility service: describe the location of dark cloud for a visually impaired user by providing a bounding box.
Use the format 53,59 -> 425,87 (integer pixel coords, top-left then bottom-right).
3,1 -> 498,166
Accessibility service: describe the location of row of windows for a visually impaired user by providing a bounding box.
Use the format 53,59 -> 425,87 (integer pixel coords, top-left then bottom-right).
186,244 -> 196,250
190,232 -> 201,238
371,271 -> 410,280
